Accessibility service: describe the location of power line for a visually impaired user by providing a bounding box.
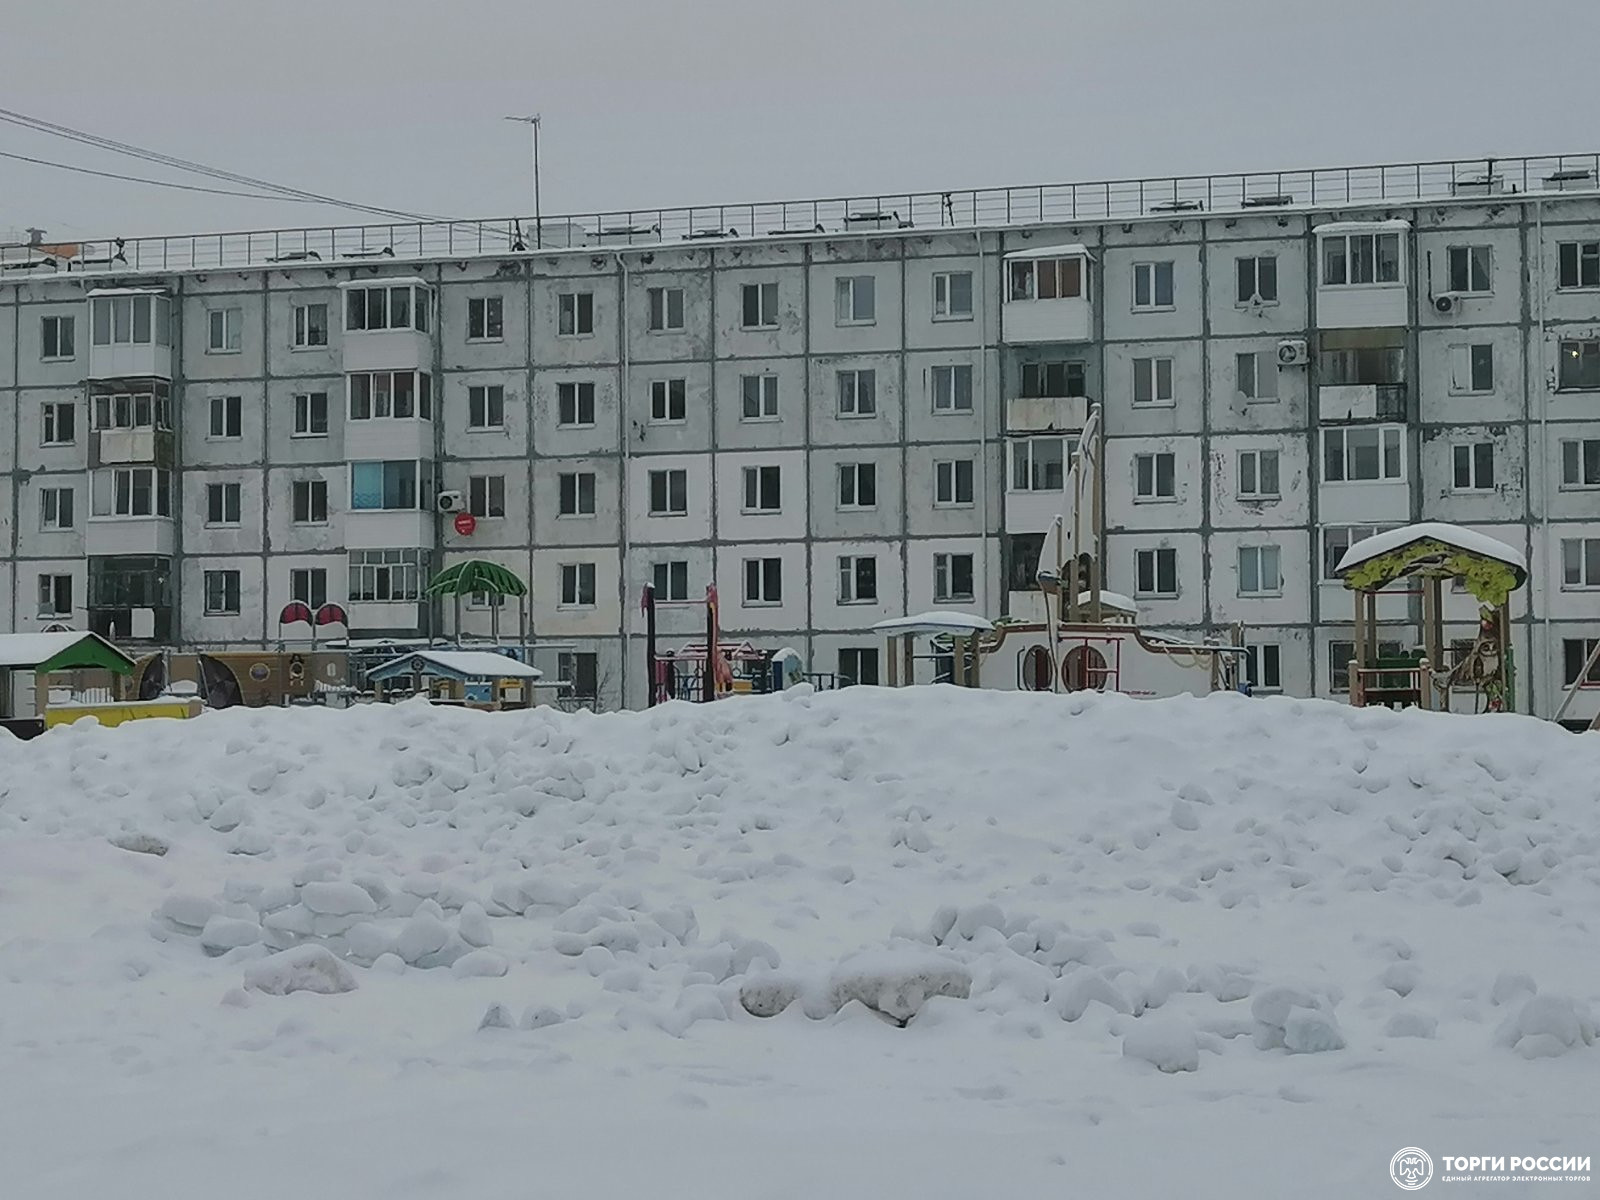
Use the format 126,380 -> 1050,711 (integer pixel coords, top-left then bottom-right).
0,147 -> 338,203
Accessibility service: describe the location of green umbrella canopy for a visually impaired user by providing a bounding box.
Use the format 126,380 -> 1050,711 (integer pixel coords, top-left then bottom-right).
426,560 -> 529,598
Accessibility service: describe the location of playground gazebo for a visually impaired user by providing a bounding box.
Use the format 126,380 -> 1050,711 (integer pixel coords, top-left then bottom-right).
1333,522 -> 1527,713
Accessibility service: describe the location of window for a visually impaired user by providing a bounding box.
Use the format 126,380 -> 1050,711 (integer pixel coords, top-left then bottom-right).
652,560 -> 689,602
207,307 -> 243,353
1134,547 -> 1178,597
932,364 -> 974,413
933,271 -> 974,320
292,479 -> 328,524
204,570 -> 241,615
1011,437 -> 1066,491
291,568 -> 328,610
1563,639 -> 1600,687
1557,241 -> 1600,289
559,562 -> 597,607
558,652 -> 599,704
1244,644 -> 1282,691
1319,344 -> 1405,386
838,463 -> 876,510
934,553 -> 975,603
836,369 -> 877,417
40,487 -> 74,531
205,482 -> 241,526
348,549 -> 425,602
1134,452 -> 1176,501
344,284 -> 428,332
1132,261 -> 1175,310
935,459 -> 975,507
647,287 -> 685,332
557,381 -> 596,427
1561,538 -> 1600,589
648,469 -> 687,516
469,474 -> 506,519
1448,344 -> 1494,393
1237,545 -> 1282,597
293,391 -> 329,437
1558,340 -> 1600,391
1021,360 -> 1086,398
558,471 -> 596,517
838,647 -> 880,687
91,294 -> 169,347
743,558 -> 783,606
41,315 -> 75,360
1321,524 -> 1392,579
292,302 -> 328,348
838,555 -> 878,603
1005,533 -> 1046,592
1447,245 -> 1492,294
1236,351 -> 1278,401
1322,426 -> 1404,482
92,391 -> 171,432
41,401 -> 76,446
742,465 -> 781,513
1236,255 -> 1278,305
1560,439 -> 1600,489
467,296 -> 504,341
468,589 -> 507,611
741,282 -> 778,329
348,371 -> 432,420
1132,357 -> 1175,406
208,394 -> 242,440
1237,449 -> 1281,499
95,468 -> 171,518
467,385 -> 505,430
741,374 -> 779,421
1008,257 -> 1084,301
650,378 -> 687,423
1321,231 -> 1402,285
350,460 -> 429,511
557,291 -> 594,336
835,275 -> 876,325
37,574 -> 72,618
1452,442 -> 1496,491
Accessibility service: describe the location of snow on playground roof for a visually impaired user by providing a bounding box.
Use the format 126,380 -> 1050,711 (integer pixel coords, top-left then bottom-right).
1334,522 -> 1527,579
1002,242 -> 1093,261
1312,218 -> 1412,234
1075,590 -> 1139,615
872,612 -> 994,637
0,631 -> 135,673
366,650 -> 542,682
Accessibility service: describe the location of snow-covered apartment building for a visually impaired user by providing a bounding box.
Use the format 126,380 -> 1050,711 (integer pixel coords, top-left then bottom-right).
2,152 -> 1599,715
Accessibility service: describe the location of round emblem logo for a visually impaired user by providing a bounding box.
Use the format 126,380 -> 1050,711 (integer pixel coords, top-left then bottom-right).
248,663 -> 270,682
1390,1147 -> 1433,1191
454,511 -> 477,536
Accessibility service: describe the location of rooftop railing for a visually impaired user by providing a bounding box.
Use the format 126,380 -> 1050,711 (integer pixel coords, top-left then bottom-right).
2,152 -> 1596,279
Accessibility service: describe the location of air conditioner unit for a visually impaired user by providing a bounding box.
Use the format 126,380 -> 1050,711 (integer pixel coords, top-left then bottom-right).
1433,292 -> 1460,315
436,490 -> 465,513
1277,338 -> 1310,367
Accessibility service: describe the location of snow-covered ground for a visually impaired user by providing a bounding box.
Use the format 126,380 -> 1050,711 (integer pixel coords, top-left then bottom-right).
2,686 -> 1596,1198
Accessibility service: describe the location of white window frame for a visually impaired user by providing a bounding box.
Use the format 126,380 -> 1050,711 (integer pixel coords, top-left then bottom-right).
39,486 -> 74,531
1321,425 -> 1405,484
932,271 -> 974,321
1559,438 -> 1600,490
293,391 -> 329,438
207,306 -> 243,354
1560,538 -> 1600,590
558,471 -> 597,518
1320,231 -> 1402,287
208,394 -> 242,440
1007,257 -> 1086,302
1451,442 -> 1496,492
1557,340 -> 1600,391
1245,643 -> 1282,691
1446,245 -> 1493,295
648,468 -> 688,517
349,459 -> 430,513
1133,451 -> 1176,502
1133,547 -> 1179,598
1556,241 -> 1600,290
1448,343 -> 1495,394
838,554 -> 879,604
647,286 -> 686,333
834,275 -> 876,325
1132,356 -> 1175,407
97,467 -> 172,518
740,282 -> 779,330
292,478 -> 329,525
1321,523 -> 1394,580
557,291 -> 595,337
290,567 -> 328,610
347,548 -> 426,603
1235,255 -> 1278,306
1237,449 -> 1281,500
650,378 -> 687,424
1236,351 -> 1278,401
559,562 -> 598,608
836,369 -> 877,418
740,374 -> 779,422
557,381 -> 597,428
41,401 -> 76,446
91,294 -> 169,348
1132,261 -> 1175,311
651,560 -> 690,602
934,458 -> 975,508
742,557 -> 783,607
741,465 -> 782,514
292,302 -> 328,349
1020,360 -> 1088,399
344,284 -> 429,333
837,462 -> 877,511
467,295 -> 504,342
931,364 -> 974,413
933,552 -> 975,603
467,384 -> 505,431
838,647 -> 880,687
205,481 -> 242,527
347,370 -> 433,421
1010,437 -> 1067,492
203,569 -> 241,616
468,474 -> 506,519
41,314 -> 76,360
36,573 -> 72,618
1236,544 -> 1282,597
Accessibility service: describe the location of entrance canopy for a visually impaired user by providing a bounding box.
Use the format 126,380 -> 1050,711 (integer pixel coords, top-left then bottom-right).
871,612 -> 994,638
1333,522 -> 1528,606
0,632 -> 135,674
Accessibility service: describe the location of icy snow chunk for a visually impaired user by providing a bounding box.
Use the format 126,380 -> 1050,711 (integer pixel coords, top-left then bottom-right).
1284,1009 -> 1346,1054
1385,1012 -> 1438,1039
1122,1016 -> 1200,1073
200,916 -> 262,956
1052,969 -> 1132,1021
300,881 -> 378,917
521,1005 -> 565,1030
451,950 -> 509,979
824,950 -> 972,1025
478,1003 -> 514,1031
739,974 -> 804,1018
1169,799 -> 1200,831
345,923 -> 393,965
1495,994 -> 1596,1058
110,832 -> 169,856
159,894 -> 219,931
243,945 -> 357,996
394,913 -> 452,965
1490,971 -> 1537,1007
457,902 -> 493,948
1380,963 -> 1421,997
1250,986 -> 1319,1031
371,953 -> 406,975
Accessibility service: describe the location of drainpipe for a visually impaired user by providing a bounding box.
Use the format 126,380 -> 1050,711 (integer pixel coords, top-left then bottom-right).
616,252 -> 632,706
975,230 -> 991,615
1534,197 -> 1551,717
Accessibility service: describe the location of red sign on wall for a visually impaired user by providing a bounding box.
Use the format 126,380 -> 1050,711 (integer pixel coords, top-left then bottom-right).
454,512 -> 477,536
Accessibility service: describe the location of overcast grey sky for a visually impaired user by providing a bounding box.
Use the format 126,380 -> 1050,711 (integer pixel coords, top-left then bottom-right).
4,0 -> 1597,240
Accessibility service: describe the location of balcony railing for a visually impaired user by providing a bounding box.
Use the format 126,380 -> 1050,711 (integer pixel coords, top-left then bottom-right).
1318,382 -> 1408,422
1,152 -> 1595,277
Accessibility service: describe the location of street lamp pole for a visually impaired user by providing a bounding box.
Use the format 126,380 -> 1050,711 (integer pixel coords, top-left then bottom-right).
504,113 -> 542,248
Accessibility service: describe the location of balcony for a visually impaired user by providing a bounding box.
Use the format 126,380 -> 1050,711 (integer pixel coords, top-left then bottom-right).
1318,383 -> 1407,422
345,417 -> 433,461
1006,395 -> 1092,434
85,515 -> 176,557
1002,245 -> 1093,344
86,289 -> 173,380
91,428 -> 175,468
339,280 -> 433,372
88,605 -> 172,643
345,509 -> 433,551
1314,221 -> 1410,329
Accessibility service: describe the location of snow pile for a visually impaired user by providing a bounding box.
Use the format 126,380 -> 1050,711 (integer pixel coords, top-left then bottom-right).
2,687 -> 1600,1196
